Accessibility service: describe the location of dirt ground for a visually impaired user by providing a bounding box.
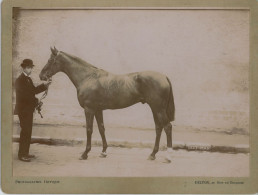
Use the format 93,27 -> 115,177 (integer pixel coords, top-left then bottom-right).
12,143 -> 249,177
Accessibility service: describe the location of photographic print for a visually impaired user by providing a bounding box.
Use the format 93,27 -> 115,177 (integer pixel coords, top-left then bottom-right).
2,0 -> 258,194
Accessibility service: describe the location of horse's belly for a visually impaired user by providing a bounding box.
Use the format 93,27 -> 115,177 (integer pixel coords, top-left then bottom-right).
103,94 -> 141,110
81,91 -> 142,110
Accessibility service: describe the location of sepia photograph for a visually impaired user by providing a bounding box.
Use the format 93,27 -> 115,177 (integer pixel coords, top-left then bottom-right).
11,7 -> 250,177
2,0 -> 258,194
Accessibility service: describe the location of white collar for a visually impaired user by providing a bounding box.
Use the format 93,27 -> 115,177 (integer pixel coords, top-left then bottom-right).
23,71 -> 31,77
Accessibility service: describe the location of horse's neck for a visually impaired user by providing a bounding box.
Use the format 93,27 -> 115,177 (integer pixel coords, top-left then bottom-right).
60,58 -> 100,89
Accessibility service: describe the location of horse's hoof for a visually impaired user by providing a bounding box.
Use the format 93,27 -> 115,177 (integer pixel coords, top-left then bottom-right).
99,152 -> 107,158
164,158 -> 172,163
79,155 -> 88,160
164,148 -> 173,163
148,155 -> 156,160
164,155 -> 172,163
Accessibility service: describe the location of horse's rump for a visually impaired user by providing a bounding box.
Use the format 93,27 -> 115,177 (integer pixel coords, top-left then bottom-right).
136,71 -> 175,121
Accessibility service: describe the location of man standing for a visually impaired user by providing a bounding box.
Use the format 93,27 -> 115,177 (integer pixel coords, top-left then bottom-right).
14,59 -> 51,162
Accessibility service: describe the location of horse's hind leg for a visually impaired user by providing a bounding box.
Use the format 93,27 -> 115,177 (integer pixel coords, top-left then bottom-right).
164,122 -> 173,163
148,112 -> 163,160
149,109 -> 173,162
159,109 -> 173,163
80,110 -> 94,160
95,110 -> 108,158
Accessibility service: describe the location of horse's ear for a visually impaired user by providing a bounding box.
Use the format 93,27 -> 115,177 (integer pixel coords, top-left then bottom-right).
50,47 -> 58,56
50,47 -> 55,55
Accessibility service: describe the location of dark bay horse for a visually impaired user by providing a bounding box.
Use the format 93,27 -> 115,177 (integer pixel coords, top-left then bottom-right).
39,47 -> 175,162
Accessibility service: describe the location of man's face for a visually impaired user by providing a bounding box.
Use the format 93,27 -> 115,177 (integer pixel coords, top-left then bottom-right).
23,66 -> 33,75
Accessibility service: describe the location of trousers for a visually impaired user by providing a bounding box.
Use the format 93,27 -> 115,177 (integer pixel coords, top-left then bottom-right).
18,111 -> 33,157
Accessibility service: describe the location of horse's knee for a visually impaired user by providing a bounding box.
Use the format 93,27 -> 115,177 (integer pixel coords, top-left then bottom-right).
87,128 -> 93,135
155,122 -> 163,132
155,128 -> 162,136
100,125 -> 105,131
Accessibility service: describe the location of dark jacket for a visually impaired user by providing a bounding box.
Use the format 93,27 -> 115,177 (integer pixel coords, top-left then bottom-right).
14,73 -> 47,115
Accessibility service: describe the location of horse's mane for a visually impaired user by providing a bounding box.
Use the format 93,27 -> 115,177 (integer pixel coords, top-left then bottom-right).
61,51 -> 99,70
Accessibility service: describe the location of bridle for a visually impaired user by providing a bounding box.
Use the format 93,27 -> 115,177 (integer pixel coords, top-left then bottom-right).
36,77 -> 52,118
41,78 -> 51,99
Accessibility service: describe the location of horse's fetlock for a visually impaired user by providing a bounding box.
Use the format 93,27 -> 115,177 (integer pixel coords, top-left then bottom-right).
86,147 -> 91,153
99,127 -> 105,132
153,146 -> 159,153
148,154 -> 156,160
80,154 -> 88,160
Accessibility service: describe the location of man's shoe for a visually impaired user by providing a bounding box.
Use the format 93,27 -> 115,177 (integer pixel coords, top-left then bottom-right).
26,154 -> 36,159
18,156 -> 31,162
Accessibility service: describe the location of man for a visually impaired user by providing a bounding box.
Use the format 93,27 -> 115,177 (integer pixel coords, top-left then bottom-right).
14,59 -> 51,162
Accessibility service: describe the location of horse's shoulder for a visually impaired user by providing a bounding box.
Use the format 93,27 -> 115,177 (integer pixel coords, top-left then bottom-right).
77,79 -> 98,94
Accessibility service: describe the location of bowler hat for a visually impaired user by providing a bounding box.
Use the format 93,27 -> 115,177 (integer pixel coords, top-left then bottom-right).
21,59 -> 35,68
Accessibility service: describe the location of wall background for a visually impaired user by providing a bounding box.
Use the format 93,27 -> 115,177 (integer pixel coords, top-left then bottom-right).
12,9 -> 249,133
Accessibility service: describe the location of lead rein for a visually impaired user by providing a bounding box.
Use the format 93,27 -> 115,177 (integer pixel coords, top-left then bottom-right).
36,78 -> 52,118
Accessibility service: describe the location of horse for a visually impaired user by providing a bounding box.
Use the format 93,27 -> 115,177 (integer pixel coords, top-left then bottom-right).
39,47 -> 175,162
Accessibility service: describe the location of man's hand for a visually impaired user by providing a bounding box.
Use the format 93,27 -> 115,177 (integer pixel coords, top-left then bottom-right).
42,80 -> 52,86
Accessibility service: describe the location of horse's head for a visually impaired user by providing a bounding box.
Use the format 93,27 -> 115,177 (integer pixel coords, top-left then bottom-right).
39,47 -> 62,81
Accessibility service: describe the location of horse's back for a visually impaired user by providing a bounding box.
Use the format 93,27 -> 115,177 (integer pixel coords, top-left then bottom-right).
137,71 -> 169,86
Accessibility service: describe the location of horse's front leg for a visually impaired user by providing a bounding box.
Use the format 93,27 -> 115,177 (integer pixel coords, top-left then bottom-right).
95,110 -> 108,158
80,110 -> 94,160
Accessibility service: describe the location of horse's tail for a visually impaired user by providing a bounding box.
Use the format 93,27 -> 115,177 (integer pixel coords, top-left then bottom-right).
166,77 -> 175,122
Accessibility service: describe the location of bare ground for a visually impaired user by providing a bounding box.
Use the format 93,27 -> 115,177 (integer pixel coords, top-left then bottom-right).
13,143 -> 249,177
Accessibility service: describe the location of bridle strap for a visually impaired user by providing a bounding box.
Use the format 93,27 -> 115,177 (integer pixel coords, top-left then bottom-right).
36,77 -> 52,118
40,88 -> 48,101
39,77 -> 52,101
